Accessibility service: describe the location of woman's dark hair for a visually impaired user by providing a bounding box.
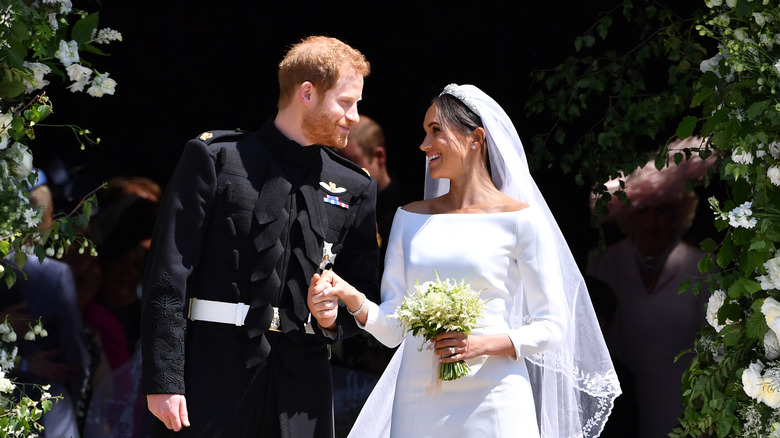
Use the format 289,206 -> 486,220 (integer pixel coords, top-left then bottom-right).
431,93 -> 482,134
431,93 -> 492,175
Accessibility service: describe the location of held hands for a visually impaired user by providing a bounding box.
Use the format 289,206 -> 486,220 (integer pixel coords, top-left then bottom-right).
147,394 -> 190,431
308,272 -> 340,330
308,270 -> 366,329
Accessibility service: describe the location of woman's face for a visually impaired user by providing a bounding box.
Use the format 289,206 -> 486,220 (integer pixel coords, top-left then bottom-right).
419,105 -> 475,180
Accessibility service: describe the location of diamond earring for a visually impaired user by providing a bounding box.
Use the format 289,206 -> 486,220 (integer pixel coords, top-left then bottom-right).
471,144 -> 477,150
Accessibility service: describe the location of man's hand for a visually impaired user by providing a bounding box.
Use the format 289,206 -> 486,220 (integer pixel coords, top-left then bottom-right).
308,273 -> 339,330
147,394 -> 190,431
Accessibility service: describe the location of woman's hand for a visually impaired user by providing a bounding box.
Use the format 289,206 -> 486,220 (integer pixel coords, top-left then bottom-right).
433,331 -> 475,362
433,332 -> 517,362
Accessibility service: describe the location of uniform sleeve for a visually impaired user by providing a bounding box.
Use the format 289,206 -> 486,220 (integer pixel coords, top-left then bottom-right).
329,177 -> 381,340
506,211 -> 567,359
362,208 -> 407,348
141,140 -> 216,395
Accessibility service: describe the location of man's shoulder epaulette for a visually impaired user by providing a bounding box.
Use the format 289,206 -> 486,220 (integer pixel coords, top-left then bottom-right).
195,128 -> 249,146
322,146 -> 372,180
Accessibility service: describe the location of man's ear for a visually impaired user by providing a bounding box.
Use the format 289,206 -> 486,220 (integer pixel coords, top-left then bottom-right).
374,146 -> 387,167
299,82 -> 316,107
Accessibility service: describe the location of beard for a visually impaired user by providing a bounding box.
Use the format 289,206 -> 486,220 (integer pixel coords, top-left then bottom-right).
302,106 -> 349,149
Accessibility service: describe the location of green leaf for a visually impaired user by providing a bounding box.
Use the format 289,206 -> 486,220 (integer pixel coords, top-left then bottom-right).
702,106 -> 729,136
597,16 -> 613,40
699,255 -> 714,273
701,238 -> 718,253
738,277 -> 762,296
71,12 -> 100,45
747,100 -> 770,119
0,79 -> 27,99
746,308 -> 768,340
717,238 -> 734,269
676,116 -> 698,138
691,88 -> 714,108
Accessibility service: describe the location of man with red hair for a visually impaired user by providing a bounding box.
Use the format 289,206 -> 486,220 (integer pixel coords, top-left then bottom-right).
142,36 -> 379,438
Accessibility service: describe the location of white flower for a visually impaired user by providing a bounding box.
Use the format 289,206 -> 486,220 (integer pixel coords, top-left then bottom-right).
726,0 -> 737,6
22,208 -> 40,229
769,141 -> 780,159
706,289 -> 733,332
732,148 -> 754,164
734,28 -> 749,42
762,368 -> 780,408
759,259 -> 780,291
754,12 -> 767,27
42,0 -> 71,14
760,34 -> 775,51
93,28 -> 122,44
775,60 -> 780,77
54,39 -> 79,67
47,12 -> 58,30
0,370 -> 13,393
744,361 -> 765,399
0,322 -> 10,335
21,62 -> 50,94
700,54 -> 723,74
0,112 -> 12,150
66,63 -> 91,83
705,0 -> 723,7
2,331 -> 16,343
9,142 -> 33,179
767,330 -> 780,360
65,64 -> 92,93
764,297 -> 780,339
0,347 -> 16,372
23,331 -> 35,341
769,166 -> 780,186
725,201 -> 757,229
87,71 -> 117,97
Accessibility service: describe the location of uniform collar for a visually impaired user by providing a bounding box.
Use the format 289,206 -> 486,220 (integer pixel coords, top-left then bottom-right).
258,118 -> 322,166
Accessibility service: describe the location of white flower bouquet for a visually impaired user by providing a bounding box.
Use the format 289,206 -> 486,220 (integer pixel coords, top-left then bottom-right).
391,272 -> 487,381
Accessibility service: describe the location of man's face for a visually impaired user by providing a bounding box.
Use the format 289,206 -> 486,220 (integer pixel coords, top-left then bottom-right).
302,68 -> 363,149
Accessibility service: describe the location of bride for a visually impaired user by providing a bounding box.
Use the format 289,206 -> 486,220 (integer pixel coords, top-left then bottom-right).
308,84 -> 620,437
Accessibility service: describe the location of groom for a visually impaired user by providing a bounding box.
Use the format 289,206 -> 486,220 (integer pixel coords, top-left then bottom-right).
141,36 -> 380,438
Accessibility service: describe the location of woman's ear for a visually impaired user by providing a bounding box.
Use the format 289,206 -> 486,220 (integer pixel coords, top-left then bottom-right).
473,127 -> 486,147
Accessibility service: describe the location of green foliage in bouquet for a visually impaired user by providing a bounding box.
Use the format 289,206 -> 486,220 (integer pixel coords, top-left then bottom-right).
391,272 -> 487,381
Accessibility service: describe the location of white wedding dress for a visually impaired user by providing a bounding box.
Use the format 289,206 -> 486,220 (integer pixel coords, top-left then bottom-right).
351,207 -> 567,438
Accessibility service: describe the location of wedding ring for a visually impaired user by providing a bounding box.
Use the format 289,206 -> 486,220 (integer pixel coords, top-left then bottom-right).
449,347 -> 456,356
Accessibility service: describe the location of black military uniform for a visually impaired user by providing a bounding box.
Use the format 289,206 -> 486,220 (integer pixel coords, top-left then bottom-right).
141,119 -> 380,438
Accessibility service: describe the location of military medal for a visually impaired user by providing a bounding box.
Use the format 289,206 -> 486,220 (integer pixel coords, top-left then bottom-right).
323,194 -> 349,209
319,241 -> 337,273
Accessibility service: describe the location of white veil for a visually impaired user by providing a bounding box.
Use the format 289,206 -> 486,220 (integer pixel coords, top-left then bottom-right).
427,84 -> 621,438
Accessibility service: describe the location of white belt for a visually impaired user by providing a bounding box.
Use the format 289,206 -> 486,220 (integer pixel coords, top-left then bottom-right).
188,298 -> 314,334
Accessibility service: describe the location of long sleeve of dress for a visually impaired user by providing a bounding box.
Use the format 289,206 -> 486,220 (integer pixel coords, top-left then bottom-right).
505,211 -> 567,359
361,209 -> 406,348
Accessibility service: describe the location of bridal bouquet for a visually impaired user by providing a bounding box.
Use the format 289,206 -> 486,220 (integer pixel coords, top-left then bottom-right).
391,272 -> 486,381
